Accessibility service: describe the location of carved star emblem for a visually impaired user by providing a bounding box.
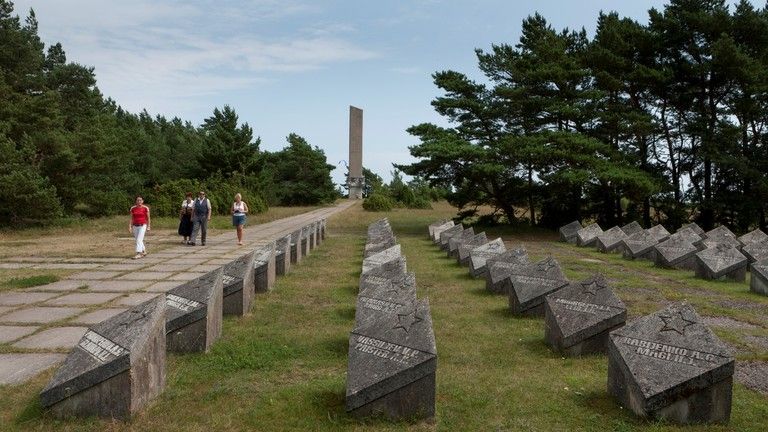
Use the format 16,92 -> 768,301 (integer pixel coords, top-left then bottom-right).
393,309 -> 423,333
537,259 -> 556,272
659,311 -> 695,335
581,280 -> 604,296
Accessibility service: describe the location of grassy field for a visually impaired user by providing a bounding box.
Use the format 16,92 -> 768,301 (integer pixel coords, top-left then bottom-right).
1,202 -> 768,430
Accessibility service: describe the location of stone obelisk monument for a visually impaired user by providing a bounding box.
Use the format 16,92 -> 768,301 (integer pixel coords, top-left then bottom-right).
348,106 -> 364,199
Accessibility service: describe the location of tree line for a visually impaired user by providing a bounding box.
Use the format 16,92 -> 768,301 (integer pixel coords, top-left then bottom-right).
0,1 -> 337,225
398,0 -> 768,233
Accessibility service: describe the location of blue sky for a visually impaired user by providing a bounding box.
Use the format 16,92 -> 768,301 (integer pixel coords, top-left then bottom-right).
16,0 -> 674,186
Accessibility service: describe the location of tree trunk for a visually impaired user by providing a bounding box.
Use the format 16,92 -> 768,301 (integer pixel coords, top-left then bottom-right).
527,166 -> 535,226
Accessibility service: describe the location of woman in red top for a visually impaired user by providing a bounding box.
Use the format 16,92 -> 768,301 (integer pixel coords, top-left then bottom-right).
129,196 -> 151,259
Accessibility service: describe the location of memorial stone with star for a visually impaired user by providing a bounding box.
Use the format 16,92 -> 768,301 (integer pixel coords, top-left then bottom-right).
362,245 -> 403,276
621,230 -> 658,260
456,232 -> 489,265
356,272 -> 417,328
40,296 -> 166,420
544,274 -> 627,356
607,303 -> 734,424
165,268 -> 223,353
596,226 -> 628,253
694,244 -> 748,282
654,237 -> 699,271
447,227 -> 476,258
669,227 -> 703,245
438,224 -> 464,250
559,221 -> 582,244
290,229 -> 302,264
485,248 -> 530,294
697,226 -> 741,251
468,238 -> 506,278
750,259 -> 768,296
681,222 -> 706,237
431,220 -> 455,243
738,229 -> 767,247
275,234 -> 291,276
576,223 -> 603,247
346,298 -> 437,420
621,221 -> 644,236
742,240 -> 768,264
253,243 -> 276,293
222,251 -> 256,316
647,225 -> 671,243
506,257 -> 569,316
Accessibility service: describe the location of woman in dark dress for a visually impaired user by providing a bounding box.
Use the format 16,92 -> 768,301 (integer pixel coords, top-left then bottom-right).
178,192 -> 194,243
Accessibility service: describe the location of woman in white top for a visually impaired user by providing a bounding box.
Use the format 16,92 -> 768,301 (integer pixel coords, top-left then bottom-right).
231,193 -> 249,245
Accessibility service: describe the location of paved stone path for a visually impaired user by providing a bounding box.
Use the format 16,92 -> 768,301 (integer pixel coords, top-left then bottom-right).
0,201 -> 355,385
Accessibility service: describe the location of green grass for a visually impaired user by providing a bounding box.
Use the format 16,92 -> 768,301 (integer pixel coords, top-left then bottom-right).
2,275 -> 59,290
0,202 -> 767,430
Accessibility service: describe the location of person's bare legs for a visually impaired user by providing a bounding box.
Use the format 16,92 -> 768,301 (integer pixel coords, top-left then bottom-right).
237,225 -> 243,245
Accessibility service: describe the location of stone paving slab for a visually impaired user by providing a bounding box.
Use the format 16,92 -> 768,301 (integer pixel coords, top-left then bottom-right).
13,326 -> 88,350
0,292 -> 61,306
67,271 -> 123,280
145,281 -> 183,293
206,259 -> 235,265
0,263 -> 32,269
0,325 -> 39,343
70,308 -> 129,325
115,271 -> 175,281
187,264 -> 223,273
44,293 -> 122,306
61,257 -> 124,263
32,263 -> 103,270
22,280 -> 88,292
0,354 -> 66,385
79,280 -> 151,293
167,272 -> 203,281
114,293 -> 160,307
0,306 -> 14,316
8,257 -> 60,263
143,264 -> 194,273
99,263 -> 149,271
170,258 -> 212,265
131,257 -> 169,264
0,307 -> 85,324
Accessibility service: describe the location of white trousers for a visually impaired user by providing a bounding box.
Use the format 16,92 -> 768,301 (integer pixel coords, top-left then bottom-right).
133,224 -> 147,253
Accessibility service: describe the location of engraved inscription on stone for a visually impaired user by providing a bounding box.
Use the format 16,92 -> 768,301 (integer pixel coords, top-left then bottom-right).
222,274 -> 238,285
359,297 -> 404,314
353,335 -> 421,365
166,294 -> 202,312
78,330 -> 127,363
553,298 -> 612,315
620,336 -> 723,367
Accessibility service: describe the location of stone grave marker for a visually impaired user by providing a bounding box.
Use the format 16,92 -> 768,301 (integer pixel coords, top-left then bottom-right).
165,268 -> 223,353
468,238 -> 506,278
669,226 -> 702,245
222,251 -> 255,316
576,223 -> 603,247
694,244 -> 748,282
364,235 -> 397,258
654,237 -> 699,271
647,225 -> 671,243
320,218 -> 327,240
596,226 -> 628,253
301,225 -> 311,256
698,226 -> 741,251
290,229 -> 302,264
40,296 -> 166,420
621,230 -> 658,260
742,240 -> 768,264
360,256 -> 407,294
308,222 -> 317,251
485,248 -> 530,294
431,221 -> 454,243
457,233 -> 489,266
739,229 -> 768,248
750,260 -> 768,296
544,274 -> 626,356
362,245 -> 402,276
507,257 -> 569,316
355,273 -> 417,328
438,224 -> 464,250
621,221 -> 643,236
315,220 -> 323,246
681,222 -> 705,237
346,298 -> 437,420
447,227 -> 476,258
607,303 -> 734,424
428,219 -> 451,240
254,243 -> 276,293
275,235 -> 291,276
559,221 -> 582,244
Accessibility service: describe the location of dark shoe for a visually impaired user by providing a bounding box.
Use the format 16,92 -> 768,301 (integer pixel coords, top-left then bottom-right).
201,242 -> 206,246
188,242 -> 195,246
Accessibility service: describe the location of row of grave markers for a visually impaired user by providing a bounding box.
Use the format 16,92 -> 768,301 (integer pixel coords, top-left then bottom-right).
38,219 -> 326,420
429,219 -> 735,424
345,218 -> 437,420
559,220 -> 768,295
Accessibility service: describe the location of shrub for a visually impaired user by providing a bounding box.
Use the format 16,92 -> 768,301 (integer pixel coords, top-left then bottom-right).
363,193 -> 394,212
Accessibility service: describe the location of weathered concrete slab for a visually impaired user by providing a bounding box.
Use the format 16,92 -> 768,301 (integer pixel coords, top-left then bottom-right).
290,229 -> 302,264
654,237 -> 699,271
0,325 -> 39,343
669,227 -> 702,245
0,354 -> 66,385
468,238 -> 506,278
253,244 -> 276,293
0,292 -> 61,306
621,230 -> 658,260
438,224 -> 464,250
608,303 -> 734,424
485,248 -> 530,294
751,260 -> 768,296
429,219 -> 451,241
275,235 -> 291,276
40,296 -> 166,420
145,281 -> 183,293
73,308 -> 130,325
165,268 -> 223,353
544,274 -> 626,356
447,228 -> 476,258
431,221 -> 455,243
115,293 -> 161,307
698,226 -> 741,251
457,233 -> 488,265
44,293 -> 122,306
621,221 -> 643,236
507,257 -> 568,316
116,272 -> 175,281
647,225 -> 671,243
694,245 -> 748,282
596,226 -> 628,253
362,245 -> 403,276
739,229 -> 767,247
23,280 -> 87,292
576,223 -> 603,247
355,273 -> 417,328
559,221 -> 582,244
79,280 -> 150,293
13,326 -> 88,350
0,306 -> 85,324
222,251 -> 255,316
742,240 -> 768,264
681,222 -> 705,237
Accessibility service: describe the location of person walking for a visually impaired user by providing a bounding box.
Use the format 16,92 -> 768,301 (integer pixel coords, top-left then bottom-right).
190,190 -> 211,246
129,196 -> 150,259
232,193 -> 249,246
178,192 -> 194,244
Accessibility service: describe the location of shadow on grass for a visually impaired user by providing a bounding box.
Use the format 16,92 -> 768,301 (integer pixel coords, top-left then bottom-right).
470,287 -> 499,298
321,335 -> 349,359
15,396 -> 43,425
335,305 -> 356,322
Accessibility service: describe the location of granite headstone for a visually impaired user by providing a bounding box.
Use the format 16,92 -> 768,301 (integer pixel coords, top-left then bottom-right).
253,243 -> 276,293
750,260 -> 768,296
698,226 -> 741,251
621,230 -> 658,260
456,233 -> 489,265
647,225 -> 671,243
447,227 -> 476,258
275,235 -> 291,276
694,244 -> 748,282
438,224 -> 464,250
681,222 -> 705,237
290,229 -> 302,264
222,251 -> 255,316
742,240 -> 768,264
559,221 -> 582,244
596,226 -> 628,253
621,221 -> 644,236
507,257 -> 569,316
576,223 -> 603,247
485,248 -> 530,294
431,221 -> 454,243
738,229 -> 767,247
468,238 -> 506,278
165,268 -> 223,353
654,237 -> 699,271
362,245 -> 402,276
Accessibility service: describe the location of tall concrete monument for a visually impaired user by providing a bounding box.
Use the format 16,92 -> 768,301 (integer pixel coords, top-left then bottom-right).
348,106 -> 364,199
